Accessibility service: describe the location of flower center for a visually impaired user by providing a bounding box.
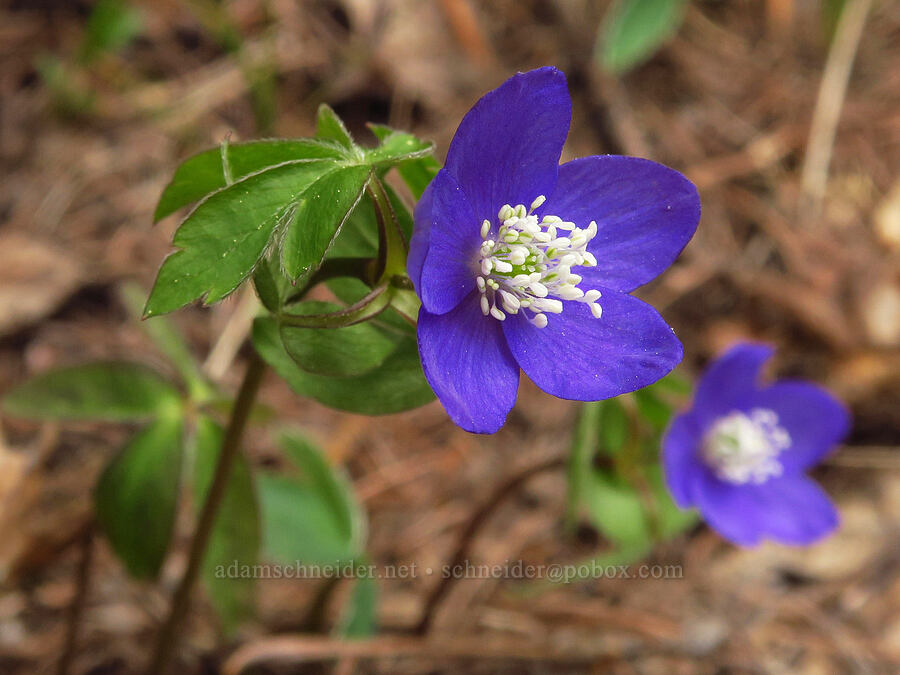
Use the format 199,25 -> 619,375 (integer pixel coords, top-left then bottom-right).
702,408 -> 792,485
476,196 -> 603,328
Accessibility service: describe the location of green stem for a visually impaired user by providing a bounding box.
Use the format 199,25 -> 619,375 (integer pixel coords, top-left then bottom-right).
279,282 -> 393,329
565,401 -> 603,531
145,353 -> 266,675
282,257 -> 375,306
367,176 -> 408,282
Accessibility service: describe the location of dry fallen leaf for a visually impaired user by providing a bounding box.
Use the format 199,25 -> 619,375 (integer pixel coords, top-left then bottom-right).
0,234 -> 82,337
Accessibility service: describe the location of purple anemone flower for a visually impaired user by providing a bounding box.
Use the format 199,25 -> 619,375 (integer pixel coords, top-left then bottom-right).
408,67 -> 701,433
663,343 -> 850,546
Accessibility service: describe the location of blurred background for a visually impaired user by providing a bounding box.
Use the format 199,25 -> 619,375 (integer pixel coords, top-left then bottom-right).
0,0 -> 898,672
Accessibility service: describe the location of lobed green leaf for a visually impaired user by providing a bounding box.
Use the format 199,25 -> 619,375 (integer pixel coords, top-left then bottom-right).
338,572 -> 378,637
154,140 -> 345,222
79,0 -> 143,64
316,104 -> 356,150
280,432 -> 363,549
585,468 -> 651,547
365,124 -> 435,167
252,253 -> 292,313
633,388 -> 672,431
2,362 -> 180,422
368,124 -> 440,199
280,164 -> 372,281
193,417 -> 261,633
252,316 -> 434,415
95,416 -> 184,579
598,0 -> 687,74
280,300 -> 399,377
259,432 -> 363,567
328,183 -> 414,260
145,159 -> 340,316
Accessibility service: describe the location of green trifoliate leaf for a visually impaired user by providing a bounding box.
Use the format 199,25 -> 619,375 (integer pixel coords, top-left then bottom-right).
145,159 -> 340,316
280,300 -> 399,377
1,362 -> 180,422
280,164 -> 371,281
193,416 -> 261,633
95,416 -> 184,579
338,572 -> 378,637
252,316 -> 434,415
316,104 -> 356,150
154,140 -> 346,222
598,0 -> 687,74
259,432 -> 364,565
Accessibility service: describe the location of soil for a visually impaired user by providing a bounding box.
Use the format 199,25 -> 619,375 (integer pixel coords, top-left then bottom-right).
0,0 -> 898,673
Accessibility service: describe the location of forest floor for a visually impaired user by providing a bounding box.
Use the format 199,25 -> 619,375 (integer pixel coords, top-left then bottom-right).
0,0 -> 898,672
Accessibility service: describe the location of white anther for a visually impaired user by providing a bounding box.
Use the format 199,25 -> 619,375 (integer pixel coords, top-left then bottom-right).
499,290 -> 520,313
557,286 -> 584,300
589,303 -> 602,319
528,282 -> 548,298
478,197 -> 604,327
539,298 -> 564,313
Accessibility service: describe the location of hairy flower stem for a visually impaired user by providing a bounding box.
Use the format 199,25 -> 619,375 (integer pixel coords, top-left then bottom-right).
145,353 -> 266,675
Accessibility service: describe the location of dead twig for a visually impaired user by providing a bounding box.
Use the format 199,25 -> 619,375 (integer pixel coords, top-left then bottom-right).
437,0 -> 498,70
222,634 -> 618,674
825,446 -> 900,470
800,0 -> 873,217
56,526 -> 94,675
412,457 -> 565,635
203,286 -> 260,383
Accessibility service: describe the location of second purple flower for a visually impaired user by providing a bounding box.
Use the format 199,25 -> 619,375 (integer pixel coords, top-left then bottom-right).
409,67 -> 701,433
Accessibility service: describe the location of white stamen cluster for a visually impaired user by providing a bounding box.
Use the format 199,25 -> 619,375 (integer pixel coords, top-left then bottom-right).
476,196 -> 602,328
702,408 -> 792,485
